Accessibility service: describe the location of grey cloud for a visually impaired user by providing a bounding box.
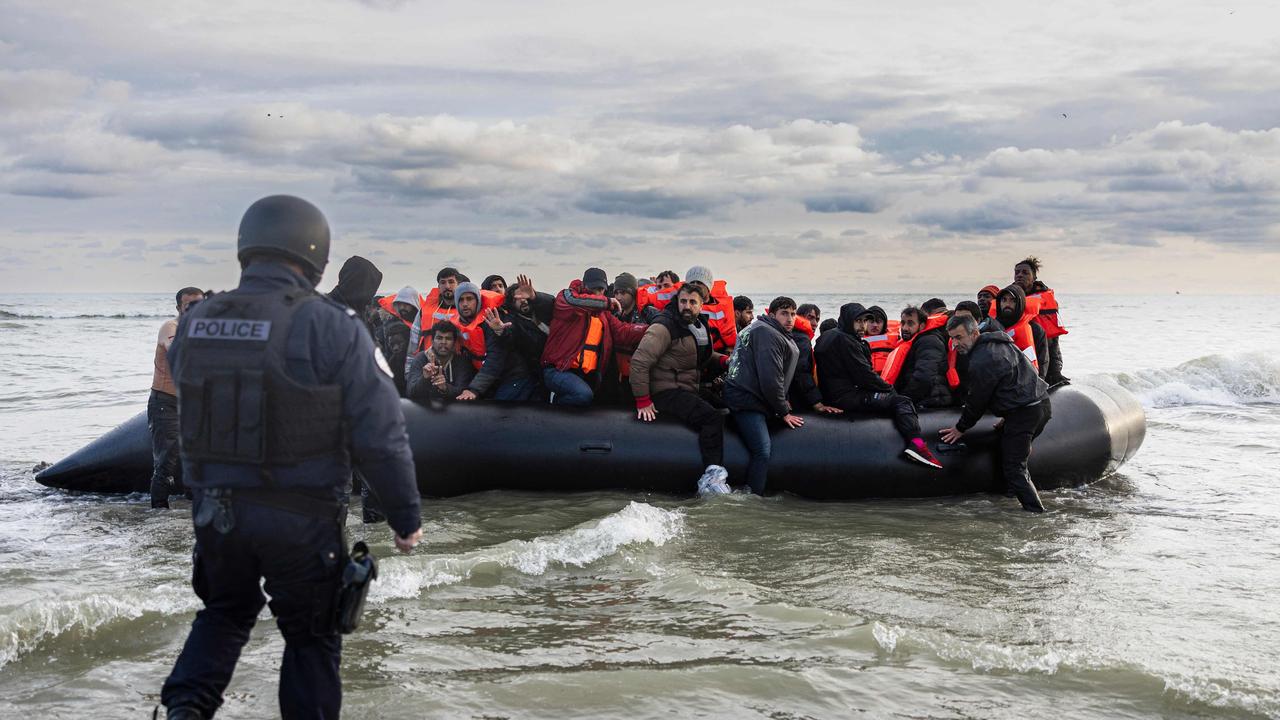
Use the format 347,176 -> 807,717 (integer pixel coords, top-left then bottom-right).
575,190 -> 723,219
803,195 -> 887,213
908,202 -> 1029,234
181,253 -> 218,266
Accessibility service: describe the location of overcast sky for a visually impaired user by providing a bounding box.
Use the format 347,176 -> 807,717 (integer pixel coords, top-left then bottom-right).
2,0 -> 1278,295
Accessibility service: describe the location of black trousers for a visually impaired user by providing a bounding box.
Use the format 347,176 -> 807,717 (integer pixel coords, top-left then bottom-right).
1045,336 -> 1066,384
652,389 -> 725,468
147,389 -> 181,508
830,389 -> 922,443
999,397 -> 1053,512
161,495 -> 345,719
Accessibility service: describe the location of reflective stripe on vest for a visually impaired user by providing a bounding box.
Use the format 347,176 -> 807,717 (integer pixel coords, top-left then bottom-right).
571,315 -> 605,373
639,283 -> 682,312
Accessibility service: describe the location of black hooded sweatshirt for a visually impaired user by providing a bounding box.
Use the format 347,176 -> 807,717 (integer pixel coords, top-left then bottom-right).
955,331 -> 1049,432
894,320 -> 954,408
327,256 -> 384,337
813,303 -> 893,402
996,283 -> 1049,379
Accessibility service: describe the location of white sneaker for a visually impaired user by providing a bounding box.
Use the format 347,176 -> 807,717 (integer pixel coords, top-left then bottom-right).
697,465 -> 731,496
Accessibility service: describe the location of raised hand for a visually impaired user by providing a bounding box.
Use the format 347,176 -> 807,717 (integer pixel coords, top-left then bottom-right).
516,273 -> 534,296
483,307 -> 511,334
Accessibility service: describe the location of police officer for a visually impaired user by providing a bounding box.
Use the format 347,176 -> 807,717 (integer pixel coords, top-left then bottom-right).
158,196 -> 423,720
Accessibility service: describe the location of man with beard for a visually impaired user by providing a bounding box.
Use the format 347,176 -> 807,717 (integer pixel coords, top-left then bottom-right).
977,285 -> 1000,318
734,296 -> 755,331
407,267 -> 462,361
374,286 -> 419,397
996,283 -> 1048,378
467,276 -> 547,402
941,314 -> 1050,513
1014,256 -> 1069,384
884,304 -> 955,409
630,284 -> 732,494
814,303 -> 943,470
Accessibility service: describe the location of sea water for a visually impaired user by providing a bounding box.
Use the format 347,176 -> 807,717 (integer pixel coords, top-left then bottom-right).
1,292 -> 1278,719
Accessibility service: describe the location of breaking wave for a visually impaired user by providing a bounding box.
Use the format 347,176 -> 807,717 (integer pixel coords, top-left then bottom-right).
871,622 -> 1280,717
372,501 -> 685,601
1105,353 -> 1280,408
0,584 -> 198,670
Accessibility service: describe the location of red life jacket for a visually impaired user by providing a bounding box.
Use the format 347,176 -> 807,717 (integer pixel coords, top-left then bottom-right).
793,315 -> 818,381
701,280 -> 737,351
638,282 -> 682,312
945,341 -> 961,390
865,319 -> 901,374
880,314 -> 947,385
1028,287 -> 1068,339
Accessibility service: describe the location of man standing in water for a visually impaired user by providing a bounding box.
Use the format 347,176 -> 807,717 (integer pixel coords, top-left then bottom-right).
158,196 -> 422,719
940,314 -> 1051,513
149,286 -> 204,509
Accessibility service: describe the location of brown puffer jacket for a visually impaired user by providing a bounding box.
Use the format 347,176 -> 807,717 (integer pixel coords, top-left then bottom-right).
629,306 -> 723,400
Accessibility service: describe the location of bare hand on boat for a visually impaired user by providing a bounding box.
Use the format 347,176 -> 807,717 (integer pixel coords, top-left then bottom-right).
637,405 -> 658,422
783,414 -> 805,429
939,426 -> 964,444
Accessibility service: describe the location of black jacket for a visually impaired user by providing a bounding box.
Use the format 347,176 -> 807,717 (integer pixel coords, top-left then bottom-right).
997,283 -> 1049,379
814,303 -> 892,403
955,332 -> 1049,432
894,324 -> 955,408
503,291 -> 555,380
375,315 -> 412,396
723,314 -> 798,416
406,349 -> 477,404
788,327 -> 822,410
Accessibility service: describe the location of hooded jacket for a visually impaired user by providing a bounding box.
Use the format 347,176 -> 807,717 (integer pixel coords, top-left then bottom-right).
327,255 -> 383,335
893,319 -> 955,408
723,314 -> 798,417
788,315 -> 822,410
541,279 -> 647,374
955,331 -> 1049,432
813,303 -> 893,402
996,284 -> 1049,379
406,347 -> 476,404
629,303 -> 725,401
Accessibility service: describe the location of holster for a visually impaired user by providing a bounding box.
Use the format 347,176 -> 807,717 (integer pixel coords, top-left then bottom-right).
336,541 -> 377,634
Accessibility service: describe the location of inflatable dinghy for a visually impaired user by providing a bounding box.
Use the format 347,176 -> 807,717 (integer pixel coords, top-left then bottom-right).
35,380 -> 1144,500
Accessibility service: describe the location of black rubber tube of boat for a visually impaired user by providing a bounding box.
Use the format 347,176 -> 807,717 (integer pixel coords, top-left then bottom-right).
35,381 -> 1145,500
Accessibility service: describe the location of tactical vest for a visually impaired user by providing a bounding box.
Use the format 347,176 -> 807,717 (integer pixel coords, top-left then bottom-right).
175,286 -> 345,474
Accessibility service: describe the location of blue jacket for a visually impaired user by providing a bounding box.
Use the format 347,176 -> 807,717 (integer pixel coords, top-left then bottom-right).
170,262 -> 421,537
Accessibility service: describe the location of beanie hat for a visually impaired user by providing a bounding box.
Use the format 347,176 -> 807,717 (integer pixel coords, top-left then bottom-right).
393,286 -> 419,306
613,272 -> 638,293
980,284 -> 1000,297
582,267 -> 609,292
684,265 -> 714,289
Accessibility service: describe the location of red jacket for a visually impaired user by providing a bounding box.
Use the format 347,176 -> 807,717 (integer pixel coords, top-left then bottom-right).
541,279 -> 647,372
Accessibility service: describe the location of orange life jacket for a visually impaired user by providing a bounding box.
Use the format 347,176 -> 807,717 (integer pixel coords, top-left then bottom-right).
453,315 -> 488,370
1004,297 -> 1042,370
637,282 -> 682,312
865,319 -> 902,374
1028,288 -> 1068,339
880,314 -> 948,385
376,294 -> 414,328
701,280 -> 737,351
414,288 -> 503,353
570,315 -> 605,374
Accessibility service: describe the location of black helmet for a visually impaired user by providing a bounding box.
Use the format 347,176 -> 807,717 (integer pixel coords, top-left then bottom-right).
236,195 -> 330,281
